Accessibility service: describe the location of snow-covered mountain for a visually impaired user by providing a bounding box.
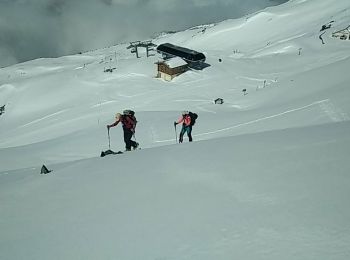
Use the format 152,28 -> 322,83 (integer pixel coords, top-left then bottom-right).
1,0 -> 350,259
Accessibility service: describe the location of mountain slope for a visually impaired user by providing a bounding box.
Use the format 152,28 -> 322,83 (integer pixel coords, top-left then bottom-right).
1,122 -> 350,260
1,0 -> 350,259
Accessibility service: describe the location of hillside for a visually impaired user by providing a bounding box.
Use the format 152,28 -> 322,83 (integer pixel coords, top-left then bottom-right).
1,0 -> 350,259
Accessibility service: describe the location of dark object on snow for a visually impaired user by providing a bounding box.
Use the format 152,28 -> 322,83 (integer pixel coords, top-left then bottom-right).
0,105 -> 5,115
242,89 -> 247,95
101,149 -> 123,157
214,98 -> 224,104
320,24 -> 331,31
319,31 -> 326,44
40,164 -> 52,174
218,58 -> 222,62
156,43 -> 206,64
320,21 -> 334,32
104,67 -> 116,73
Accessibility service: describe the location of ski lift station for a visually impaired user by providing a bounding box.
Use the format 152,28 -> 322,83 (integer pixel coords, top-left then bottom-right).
156,43 -> 206,64
127,40 -> 157,58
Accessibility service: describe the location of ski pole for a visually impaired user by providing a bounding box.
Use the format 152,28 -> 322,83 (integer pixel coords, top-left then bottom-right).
174,123 -> 178,143
108,128 -> 111,149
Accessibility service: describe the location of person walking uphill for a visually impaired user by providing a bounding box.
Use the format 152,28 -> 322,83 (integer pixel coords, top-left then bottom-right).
174,111 -> 197,143
107,110 -> 139,151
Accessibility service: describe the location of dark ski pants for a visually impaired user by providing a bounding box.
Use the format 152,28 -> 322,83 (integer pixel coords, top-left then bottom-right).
123,127 -> 137,150
179,125 -> 193,143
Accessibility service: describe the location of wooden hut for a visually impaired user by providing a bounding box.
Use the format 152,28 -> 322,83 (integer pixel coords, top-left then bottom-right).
156,57 -> 188,81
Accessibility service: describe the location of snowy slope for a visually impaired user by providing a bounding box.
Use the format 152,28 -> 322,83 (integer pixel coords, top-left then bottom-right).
1,0 -> 350,259
1,122 -> 350,260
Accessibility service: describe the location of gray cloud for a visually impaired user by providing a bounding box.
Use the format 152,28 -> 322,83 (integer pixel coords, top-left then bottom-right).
0,0 -> 288,68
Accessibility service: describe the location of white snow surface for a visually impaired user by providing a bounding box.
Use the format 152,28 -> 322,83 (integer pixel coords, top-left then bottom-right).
164,57 -> 188,68
1,0 -> 350,259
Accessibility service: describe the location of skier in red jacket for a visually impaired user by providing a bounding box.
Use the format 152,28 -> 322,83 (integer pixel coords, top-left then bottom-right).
107,112 -> 138,151
174,111 -> 193,143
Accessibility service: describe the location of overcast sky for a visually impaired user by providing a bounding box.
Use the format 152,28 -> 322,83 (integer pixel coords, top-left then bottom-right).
0,0 -> 288,68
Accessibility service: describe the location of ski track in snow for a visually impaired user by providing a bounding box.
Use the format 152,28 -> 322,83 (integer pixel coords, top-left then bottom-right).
155,99 -> 331,143
91,100 -> 117,108
18,109 -> 70,128
195,99 -> 336,137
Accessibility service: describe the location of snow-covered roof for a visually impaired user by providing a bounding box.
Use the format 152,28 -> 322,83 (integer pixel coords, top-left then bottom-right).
163,57 -> 188,68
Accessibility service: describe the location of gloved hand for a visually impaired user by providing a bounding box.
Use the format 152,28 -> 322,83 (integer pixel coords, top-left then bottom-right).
107,125 -> 110,130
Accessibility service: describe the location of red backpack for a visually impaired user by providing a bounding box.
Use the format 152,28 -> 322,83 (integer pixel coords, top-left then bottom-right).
122,110 -> 137,130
